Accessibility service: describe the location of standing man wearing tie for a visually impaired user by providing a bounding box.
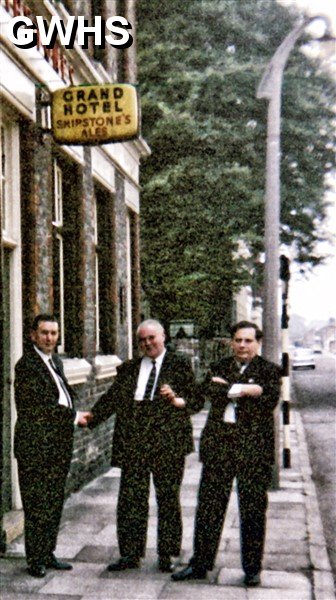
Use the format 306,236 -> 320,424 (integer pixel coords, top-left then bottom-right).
83,319 -> 202,573
172,321 -> 281,587
14,314 -> 87,577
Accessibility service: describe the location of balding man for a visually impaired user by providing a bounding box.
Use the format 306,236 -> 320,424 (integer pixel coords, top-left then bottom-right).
83,319 -> 202,573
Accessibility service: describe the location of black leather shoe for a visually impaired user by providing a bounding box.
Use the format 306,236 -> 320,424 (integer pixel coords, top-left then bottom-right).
171,564 -> 207,581
244,572 -> 261,587
158,556 -> 175,573
27,564 -> 46,578
45,554 -> 73,570
107,556 -> 140,571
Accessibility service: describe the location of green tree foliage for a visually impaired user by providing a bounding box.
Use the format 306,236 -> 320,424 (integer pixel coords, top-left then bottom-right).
137,0 -> 335,336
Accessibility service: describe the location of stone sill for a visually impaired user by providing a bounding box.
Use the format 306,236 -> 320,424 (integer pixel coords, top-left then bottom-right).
62,358 -> 92,385
94,355 -> 122,380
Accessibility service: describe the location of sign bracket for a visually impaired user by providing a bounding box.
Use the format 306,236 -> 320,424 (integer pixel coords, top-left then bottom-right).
35,85 -> 52,142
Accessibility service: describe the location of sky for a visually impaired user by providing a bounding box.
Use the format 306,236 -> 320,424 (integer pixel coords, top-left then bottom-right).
277,0 -> 336,325
279,0 -> 336,31
289,202 -> 336,324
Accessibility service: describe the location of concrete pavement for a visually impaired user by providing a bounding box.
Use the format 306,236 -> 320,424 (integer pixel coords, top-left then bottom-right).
1,408 -> 335,600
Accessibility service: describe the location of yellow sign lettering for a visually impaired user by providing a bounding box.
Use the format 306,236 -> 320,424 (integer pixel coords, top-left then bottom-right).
51,84 -> 139,145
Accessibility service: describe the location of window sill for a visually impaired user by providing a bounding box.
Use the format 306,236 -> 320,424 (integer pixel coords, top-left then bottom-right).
62,358 -> 92,385
94,355 -> 122,380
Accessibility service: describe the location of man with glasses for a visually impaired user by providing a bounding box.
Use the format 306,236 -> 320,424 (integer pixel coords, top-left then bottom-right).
82,319 -> 202,573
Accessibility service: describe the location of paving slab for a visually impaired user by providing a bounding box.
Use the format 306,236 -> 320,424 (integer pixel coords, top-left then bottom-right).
0,407 -> 334,599
160,583 -> 248,599
246,589 -> 311,600
1,595 -> 82,600
74,545 -> 116,563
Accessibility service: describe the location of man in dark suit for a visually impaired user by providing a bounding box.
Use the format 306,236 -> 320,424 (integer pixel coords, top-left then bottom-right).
172,321 -> 281,587
14,314 -> 87,577
82,319 -> 202,573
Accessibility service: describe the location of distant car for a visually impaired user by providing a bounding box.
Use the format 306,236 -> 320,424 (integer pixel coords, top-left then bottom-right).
291,348 -> 316,370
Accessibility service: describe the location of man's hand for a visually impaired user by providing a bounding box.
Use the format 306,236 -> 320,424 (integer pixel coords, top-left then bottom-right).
77,411 -> 93,427
228,383 -> 263,400
160,384 -> 186,409
239,384 -> 263,397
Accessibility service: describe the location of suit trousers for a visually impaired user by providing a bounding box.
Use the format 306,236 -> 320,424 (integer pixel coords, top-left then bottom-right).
117,451 -> 185,559
17,458 -> 70,566
192,460 -> 270,575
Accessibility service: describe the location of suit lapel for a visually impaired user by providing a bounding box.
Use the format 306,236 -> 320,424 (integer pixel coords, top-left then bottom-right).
155,351 -> 174,388
26,348 -> 60,403
130,358 -> 143,394
239,356 -> 260,382
225,358 -> 242,383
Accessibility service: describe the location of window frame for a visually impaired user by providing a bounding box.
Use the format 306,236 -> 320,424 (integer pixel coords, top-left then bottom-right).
93,194 -> 100,352
0,122 -> 17,245
53,161 -> 65,353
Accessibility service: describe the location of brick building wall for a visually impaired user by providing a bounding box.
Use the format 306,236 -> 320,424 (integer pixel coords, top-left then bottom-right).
0,0 -> 150,539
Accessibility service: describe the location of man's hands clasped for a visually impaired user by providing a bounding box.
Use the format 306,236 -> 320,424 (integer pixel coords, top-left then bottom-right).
76,383 -> 187,428
77,411 -> 93,427
211,376 -> 263,398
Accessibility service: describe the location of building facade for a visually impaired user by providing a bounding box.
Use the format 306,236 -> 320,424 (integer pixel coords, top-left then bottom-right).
0,0 -> 149,549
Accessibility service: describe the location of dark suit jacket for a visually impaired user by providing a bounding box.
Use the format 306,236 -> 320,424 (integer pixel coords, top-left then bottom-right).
14,345 -> 77,469
199,355 -> 281,470
90,350 -> 202,468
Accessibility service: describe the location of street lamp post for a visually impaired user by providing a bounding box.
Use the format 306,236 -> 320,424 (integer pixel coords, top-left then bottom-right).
257,17 -> 324,363
256,16 -> 331,486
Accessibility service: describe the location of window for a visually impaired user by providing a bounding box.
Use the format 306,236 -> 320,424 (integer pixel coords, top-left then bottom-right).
128,209 -> 141,353
52,154 -> 85,357
95,184 -> 117,354
91,0 -> 107,66
0,124 -> 7,235
0,109 -> 23,511
93,194 -> 100,351
53,162 -> 65,352
0,116 -> 20,246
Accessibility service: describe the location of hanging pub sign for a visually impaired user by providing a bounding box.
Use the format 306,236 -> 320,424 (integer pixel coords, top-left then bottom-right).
51,83 -> 139,145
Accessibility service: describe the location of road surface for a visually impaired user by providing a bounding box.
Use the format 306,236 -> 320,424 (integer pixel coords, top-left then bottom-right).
292,353 -> 336,586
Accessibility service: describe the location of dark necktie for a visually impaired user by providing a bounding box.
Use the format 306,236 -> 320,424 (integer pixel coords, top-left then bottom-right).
143,360 -> 157,400
49,359 -> 72,408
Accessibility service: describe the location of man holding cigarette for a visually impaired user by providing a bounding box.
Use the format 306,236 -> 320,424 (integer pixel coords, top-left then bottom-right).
172,321 -> 281,587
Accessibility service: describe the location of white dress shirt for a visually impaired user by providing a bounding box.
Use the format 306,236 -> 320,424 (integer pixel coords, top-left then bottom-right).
223,361 -> 249,423
33,346 -> 77,422
134,349 -> 166,401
